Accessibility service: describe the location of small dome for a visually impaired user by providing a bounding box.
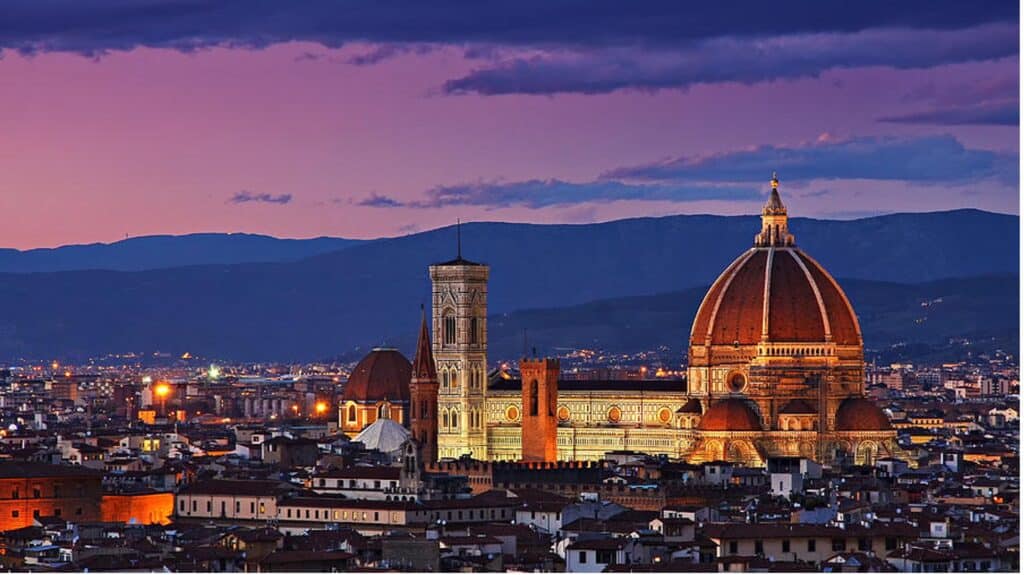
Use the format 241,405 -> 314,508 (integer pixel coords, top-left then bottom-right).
353,418 -> 411,454
834,398 -> 892,431
342,348 -> 412,404
698,398 -> 762,432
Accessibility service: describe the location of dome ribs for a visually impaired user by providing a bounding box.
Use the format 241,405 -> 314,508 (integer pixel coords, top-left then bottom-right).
768,249 -> 825,342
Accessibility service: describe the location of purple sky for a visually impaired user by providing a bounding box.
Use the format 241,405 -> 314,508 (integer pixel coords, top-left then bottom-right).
0,2 -> 1017,248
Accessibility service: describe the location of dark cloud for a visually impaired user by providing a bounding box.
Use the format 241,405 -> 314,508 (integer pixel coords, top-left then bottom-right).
0,1 -> 1014,57
355,179 -> 759,209
356,192 -> 403,207
443,24 -> 1017,95
879,100 -> 1018,126
345,43 -> 436,66
228,190 -> 293,205
603,135 -> 1017,187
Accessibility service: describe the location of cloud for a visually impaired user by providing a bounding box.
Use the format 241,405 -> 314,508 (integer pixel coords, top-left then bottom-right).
345,43 -> 437,66
355,179 -> 759,209
603,135 -> 1017,187
0,1 -> 1014,57
884,73 -> 1018,126
356,192 -> 403,207
228,191 -> 293,205
443,24 -> 1017,95
879,100 -> 1018,126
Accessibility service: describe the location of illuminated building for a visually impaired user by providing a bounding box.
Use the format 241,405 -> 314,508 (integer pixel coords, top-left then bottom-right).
342,175 -> 897,465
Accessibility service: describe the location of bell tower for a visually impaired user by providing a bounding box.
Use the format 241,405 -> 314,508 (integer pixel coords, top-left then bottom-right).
430,224 -> 489,460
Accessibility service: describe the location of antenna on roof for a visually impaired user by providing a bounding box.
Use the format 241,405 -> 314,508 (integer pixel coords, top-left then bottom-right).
456,218 -> 462,259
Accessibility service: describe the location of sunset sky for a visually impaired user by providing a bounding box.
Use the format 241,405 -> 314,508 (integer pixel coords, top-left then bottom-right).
0,1 -> 1018,248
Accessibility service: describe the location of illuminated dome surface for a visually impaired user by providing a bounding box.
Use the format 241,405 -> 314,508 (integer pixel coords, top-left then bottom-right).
342,347 -> 412,403
698,398 -> 762,431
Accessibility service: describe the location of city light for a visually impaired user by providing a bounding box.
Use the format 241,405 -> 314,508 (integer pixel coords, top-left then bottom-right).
315,401 -> 328,415
154,383 -> 171,398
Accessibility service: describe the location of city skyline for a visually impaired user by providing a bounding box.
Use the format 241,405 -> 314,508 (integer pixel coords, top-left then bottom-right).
0,2 -> 1017,249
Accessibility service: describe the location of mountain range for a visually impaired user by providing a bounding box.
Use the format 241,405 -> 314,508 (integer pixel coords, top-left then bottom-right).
0,233 -> 361,272
0,209 -> 1013,362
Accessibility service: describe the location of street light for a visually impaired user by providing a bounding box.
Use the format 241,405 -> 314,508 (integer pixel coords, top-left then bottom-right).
315,401 -> 329,416
154,382 -> 171,416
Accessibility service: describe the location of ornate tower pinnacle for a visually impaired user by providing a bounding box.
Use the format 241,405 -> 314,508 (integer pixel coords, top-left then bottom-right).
755,172 -> 795,247
410,305 -> 440,464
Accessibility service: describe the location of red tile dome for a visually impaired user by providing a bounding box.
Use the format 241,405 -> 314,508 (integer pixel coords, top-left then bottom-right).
342,348 -> 411,404
689,247 -> 861,348
834,398 -> 892,431
698,398 -> 762,431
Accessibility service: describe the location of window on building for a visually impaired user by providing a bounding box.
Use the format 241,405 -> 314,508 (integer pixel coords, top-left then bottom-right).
782,540 -> 790,553
529,380 -> 539,416
348,404 -> 356,422
259,502 -> 265,514
179,500 -> 185,511
10,510 -> 17,518
858,538 -> 871,551
75,507 -> 82,516
32,488 -> 40,499
11,489 -> 17,499
885,537 -> 897,551
578,551 -> 587,564
470,317 -> 479,344
32,509 -> 39,518
832,538 -> 845,552
754,540 -> 764,555
808,539 -> 816,552
444,315 -> 456,346
728,541 -> 738,554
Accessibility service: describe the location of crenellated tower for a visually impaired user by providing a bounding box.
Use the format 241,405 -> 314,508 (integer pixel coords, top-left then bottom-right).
430,227 -> 489,460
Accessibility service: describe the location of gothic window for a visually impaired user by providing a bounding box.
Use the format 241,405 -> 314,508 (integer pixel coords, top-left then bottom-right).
347,404 -> 356,422
443,314 -> 457,346
442,409 -> 449,429
529,380 -> 539,416
452,411 -> 459,430
470,316 -> 479,345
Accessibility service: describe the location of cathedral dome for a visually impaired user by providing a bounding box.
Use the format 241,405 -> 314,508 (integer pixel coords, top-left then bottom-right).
342,348 -> 412,404
699,398 -> 762,431
834,398 -> 893,431
689,177 -> 860,349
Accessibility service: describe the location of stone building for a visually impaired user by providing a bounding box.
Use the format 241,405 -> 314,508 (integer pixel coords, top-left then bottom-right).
339,175 -> 897,466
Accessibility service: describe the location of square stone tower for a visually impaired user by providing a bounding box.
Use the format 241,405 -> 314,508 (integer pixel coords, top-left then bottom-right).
520,357 -> 559,462
430,254 -> 489,460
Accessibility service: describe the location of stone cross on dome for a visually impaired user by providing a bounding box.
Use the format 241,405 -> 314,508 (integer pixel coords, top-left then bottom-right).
754,172 -> 795,247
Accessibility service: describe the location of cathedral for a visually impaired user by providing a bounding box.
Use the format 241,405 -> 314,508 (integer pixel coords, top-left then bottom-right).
339,175 -> 898,466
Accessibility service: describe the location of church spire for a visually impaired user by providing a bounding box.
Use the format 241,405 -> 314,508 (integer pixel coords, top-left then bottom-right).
754,172 -> 795,247
412,305 -> 437,381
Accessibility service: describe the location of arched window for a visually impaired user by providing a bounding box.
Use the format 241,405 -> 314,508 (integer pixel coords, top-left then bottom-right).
379,403 -> 389,419
529,380 -> 539,416
443,314 -> 457,346
442,409 -> 449,429
451,411 -> 459,430
450,370 -> 459,390
347,404 -> 356,422
470,316 -> 479,345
